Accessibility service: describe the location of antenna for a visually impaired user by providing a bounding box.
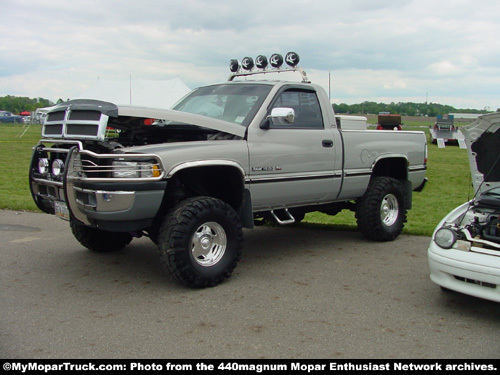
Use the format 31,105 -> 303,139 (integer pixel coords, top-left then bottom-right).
329,70 -> 331,100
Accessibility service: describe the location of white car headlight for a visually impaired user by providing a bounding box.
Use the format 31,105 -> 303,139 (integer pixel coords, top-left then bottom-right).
434,227 -> 457,249
112,161 -> 160,178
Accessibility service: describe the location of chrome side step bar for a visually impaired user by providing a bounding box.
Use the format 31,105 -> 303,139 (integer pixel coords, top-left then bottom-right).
270,208 -> 295,225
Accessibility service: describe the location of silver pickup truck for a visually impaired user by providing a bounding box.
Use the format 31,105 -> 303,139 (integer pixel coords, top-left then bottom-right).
29,54 -> 427,287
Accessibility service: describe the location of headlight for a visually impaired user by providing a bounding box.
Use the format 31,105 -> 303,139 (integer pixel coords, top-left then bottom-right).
38,158 -> 49,174
112,161 -> 161,178
434,227 -> 457,249
51,159 -> 65,176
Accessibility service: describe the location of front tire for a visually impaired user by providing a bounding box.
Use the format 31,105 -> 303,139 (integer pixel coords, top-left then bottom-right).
70,220 -> 133,252
157,197 -> 243,288
355,177 -> 407,241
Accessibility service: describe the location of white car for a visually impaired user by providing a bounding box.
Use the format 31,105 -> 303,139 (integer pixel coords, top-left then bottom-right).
428,112 -> 500,302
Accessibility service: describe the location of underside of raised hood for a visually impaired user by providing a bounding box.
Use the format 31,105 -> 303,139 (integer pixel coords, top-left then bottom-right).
462,112 -> 500,194
43,99 -> 246,142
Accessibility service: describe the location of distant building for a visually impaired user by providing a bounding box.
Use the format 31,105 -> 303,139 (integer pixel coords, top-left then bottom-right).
449,113 -> 481,120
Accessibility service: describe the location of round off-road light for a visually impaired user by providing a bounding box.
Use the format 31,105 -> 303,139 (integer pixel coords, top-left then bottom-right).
51,159 -> 65,176
38,158 -> 49,174
255,55 -> 268,69
241,57 -> 254,71
285,52 -> 300,67
434,227 -> 457,249
269,53 -> 283,68
229,59 -> 239,72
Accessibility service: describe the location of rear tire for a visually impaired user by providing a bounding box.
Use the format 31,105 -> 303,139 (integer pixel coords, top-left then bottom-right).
355,177 -> 407,241
157,197 -> 243,288
70,220 -> 132,252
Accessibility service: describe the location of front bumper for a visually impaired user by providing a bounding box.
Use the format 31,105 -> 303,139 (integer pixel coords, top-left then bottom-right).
428,242 -> 500,302
69,181 -> 167,230
31,178 -> 167,232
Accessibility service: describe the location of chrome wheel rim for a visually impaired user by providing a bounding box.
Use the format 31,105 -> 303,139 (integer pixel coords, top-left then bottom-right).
191,222 -> 227,267
380,194 -> 399,227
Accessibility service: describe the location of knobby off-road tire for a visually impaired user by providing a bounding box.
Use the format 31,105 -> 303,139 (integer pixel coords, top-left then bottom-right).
70,220 -> 133,252
355,177 -> 407,242
157,197 -> 243,288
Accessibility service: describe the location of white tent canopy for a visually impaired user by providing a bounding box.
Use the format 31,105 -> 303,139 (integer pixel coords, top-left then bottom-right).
74,77 -> 191,109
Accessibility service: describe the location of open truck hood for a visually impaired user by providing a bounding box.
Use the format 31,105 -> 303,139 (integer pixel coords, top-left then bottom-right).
462,112 -> 500,194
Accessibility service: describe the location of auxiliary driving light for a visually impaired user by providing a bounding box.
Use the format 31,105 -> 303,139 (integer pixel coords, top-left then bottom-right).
269,53 -> 284,68
38,158 -> 49,174
255,55 -> 268,69
51,159 -> 65,176
285,52 -> 300,67
241,57 -> 254,71
229,52 -> 301,73
229,59 -> 240,73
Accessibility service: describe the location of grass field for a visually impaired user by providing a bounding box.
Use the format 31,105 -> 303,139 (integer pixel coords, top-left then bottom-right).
0,119 -> 473,237
0,124 -> 41,211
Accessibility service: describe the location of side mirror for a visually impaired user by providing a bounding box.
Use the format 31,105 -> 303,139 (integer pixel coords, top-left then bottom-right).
261,107 -> 295,129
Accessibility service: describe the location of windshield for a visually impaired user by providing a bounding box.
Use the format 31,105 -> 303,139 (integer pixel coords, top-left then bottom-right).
173,83 -> 272,127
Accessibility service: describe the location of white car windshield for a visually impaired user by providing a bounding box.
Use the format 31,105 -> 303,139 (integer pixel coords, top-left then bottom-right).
173,83 -> 272,127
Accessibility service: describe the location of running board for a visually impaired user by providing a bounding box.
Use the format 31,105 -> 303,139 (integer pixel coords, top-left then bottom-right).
270,209 -> 296,225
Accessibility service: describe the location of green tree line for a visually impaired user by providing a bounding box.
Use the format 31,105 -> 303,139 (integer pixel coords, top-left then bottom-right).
1,95 -> 497,117
0,96 -> 55,114
333,101 -> 495,117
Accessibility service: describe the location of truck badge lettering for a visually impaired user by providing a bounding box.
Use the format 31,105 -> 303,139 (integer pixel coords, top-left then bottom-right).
252,166 -> 279,172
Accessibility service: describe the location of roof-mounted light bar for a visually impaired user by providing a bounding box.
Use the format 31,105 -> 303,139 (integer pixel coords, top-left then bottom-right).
228,52 -> 309,82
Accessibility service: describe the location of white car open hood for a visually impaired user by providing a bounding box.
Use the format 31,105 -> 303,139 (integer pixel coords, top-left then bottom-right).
461,112 -> 500,194
118,105 -> 246,138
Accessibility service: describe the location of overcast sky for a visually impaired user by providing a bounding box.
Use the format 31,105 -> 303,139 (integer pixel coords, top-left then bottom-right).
1,0 -> 499,110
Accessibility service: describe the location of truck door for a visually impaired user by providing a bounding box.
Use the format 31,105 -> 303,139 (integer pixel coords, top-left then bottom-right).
247,87 -> 342,210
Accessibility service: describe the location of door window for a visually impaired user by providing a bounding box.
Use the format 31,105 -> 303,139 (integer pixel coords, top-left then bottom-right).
270,90 -> 324,129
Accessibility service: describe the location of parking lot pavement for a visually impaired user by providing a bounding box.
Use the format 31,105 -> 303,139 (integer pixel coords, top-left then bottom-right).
1,209 -> 499,359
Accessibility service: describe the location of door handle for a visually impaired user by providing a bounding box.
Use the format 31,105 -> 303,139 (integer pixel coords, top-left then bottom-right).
322,140 -> 333,148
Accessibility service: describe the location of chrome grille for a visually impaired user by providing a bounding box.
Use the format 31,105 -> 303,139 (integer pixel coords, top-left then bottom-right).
42,109 -> 109,141
69,110 -> 101,121
47,111 -> 65,121
66,124 -> 99,136
44,124 -> 63,135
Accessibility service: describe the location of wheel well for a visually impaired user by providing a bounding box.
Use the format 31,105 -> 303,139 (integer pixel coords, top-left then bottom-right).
372,157 -> 408,180
168,166 -> 244,211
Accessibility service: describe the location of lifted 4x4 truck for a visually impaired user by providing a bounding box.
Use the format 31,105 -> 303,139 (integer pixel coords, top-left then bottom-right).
29,53 -> 428,287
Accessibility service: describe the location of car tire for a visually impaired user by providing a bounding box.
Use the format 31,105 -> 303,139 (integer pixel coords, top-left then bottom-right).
70,220 -> 132,252
355,177 -> 407,241
157,197 -> 243,288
